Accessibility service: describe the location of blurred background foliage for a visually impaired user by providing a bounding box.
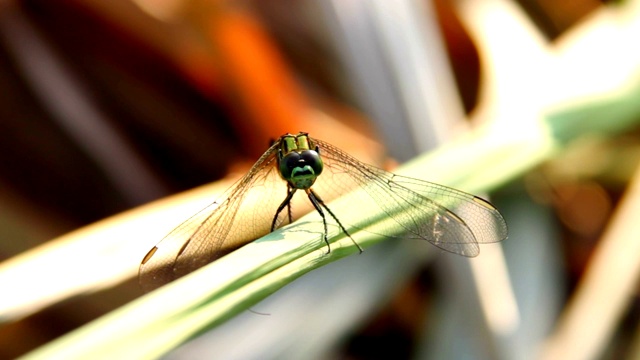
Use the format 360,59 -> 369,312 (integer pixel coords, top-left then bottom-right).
0,0 -> 639,359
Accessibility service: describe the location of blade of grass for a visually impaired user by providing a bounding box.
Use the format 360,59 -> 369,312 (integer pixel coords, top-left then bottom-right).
21,76 -> 640,358
18,123 -> 544,360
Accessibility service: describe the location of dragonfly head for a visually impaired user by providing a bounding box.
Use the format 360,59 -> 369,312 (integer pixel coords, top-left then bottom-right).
278,134 -> 324,189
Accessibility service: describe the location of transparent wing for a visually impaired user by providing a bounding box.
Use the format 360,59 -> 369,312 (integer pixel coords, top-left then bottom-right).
309,137 -> 508,257
139,142 -> 287,292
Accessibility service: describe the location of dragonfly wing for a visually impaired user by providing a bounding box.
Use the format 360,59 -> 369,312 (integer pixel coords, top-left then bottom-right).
139,144 -> 285,292
390,175 -> 508,244
312,137 -> 507,257
138,198 -> 233,292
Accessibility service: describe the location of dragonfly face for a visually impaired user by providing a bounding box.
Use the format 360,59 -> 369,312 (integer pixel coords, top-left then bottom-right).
277,133 -> 324,190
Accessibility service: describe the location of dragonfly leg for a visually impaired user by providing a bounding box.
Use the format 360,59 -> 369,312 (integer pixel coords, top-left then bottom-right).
306,189 -> 330,253
272,187 -> 297,231
308,189 -> 364,254
286,185 -> 293,225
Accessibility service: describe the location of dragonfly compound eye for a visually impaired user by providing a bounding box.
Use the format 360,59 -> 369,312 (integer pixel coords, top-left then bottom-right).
279,151 -> 300,180
300,150 -> 323,176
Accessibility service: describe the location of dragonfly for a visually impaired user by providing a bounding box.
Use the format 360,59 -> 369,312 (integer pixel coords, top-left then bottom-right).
139,132 -> 508,291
